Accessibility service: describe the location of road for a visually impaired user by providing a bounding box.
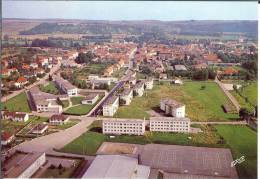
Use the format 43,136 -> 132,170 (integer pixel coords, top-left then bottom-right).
1,61 -> 61,102
215,77 -> 240,112
16,116 -> 95,153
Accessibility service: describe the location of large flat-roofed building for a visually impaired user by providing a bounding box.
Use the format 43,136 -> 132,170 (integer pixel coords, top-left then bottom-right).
103,118 -> 145,135
119,88 -> 133,105
54,76 -> 78,96
28,87 -> 68,113
3,152 -> 46,178
150,117 -> 190,133
160,98 -> 185,118
133,81 -> 145,96
103,96 -> 119,117
82,155 -> 150,179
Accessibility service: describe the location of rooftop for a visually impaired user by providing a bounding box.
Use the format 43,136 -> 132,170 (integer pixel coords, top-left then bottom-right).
54,76 -> 76,90
103,96 -> 118,106
150,117 -> 190,122
161,98 -> 184,108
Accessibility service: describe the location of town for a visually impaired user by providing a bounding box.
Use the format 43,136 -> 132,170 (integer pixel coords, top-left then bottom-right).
1,2 -> 258,179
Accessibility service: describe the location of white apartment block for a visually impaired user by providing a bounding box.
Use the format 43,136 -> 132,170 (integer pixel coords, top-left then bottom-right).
133,82 -> 145,97
103,119 -> 145,135
160,98 -> 185,118
150,117 -> 190,133
103,96 -> 119,117
119,88 -> 133,105
54,76 -> 78,96
144,78 -> 154,90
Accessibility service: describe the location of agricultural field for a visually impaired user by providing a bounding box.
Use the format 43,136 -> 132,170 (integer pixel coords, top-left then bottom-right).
215,125 -> 257,179
2,92 -> 31,112
231,81 -> 257,111
115,81 -> 239,121
39,81 -> 60,95
59,124 -> 225,155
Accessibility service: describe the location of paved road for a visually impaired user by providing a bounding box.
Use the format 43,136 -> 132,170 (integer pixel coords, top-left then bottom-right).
1,61 -> 61,102
15,117 -> 95,153
191,121 -> 247,125
215,77 -> 240,112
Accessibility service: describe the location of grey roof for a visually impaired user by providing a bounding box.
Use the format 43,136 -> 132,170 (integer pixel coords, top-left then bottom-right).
103,96 -> 118,106
120,88 -> 133,96
150,117 -> 190,122
82,155 -> 149,179
54,76 -> 76,90
161,98 -> 184,108
175,65 -> 187,71
134,82 -> 144,89
84,93 -> 99,100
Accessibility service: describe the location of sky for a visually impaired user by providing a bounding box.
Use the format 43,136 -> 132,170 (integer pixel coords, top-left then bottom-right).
2,1 -> 258,21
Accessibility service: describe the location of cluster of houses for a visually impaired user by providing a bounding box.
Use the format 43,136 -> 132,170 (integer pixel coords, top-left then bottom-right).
102,76 -> 154,117
102,98 -> 190,136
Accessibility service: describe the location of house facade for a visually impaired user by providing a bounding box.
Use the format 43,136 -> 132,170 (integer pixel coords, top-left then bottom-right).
119,88 -> 133,105
54,76 -> 78,96
3,111 -> 29,122
103,96 -> 119,117
160,98 -> 185,118
103,119 -> 145,136
49,114 -> 69,125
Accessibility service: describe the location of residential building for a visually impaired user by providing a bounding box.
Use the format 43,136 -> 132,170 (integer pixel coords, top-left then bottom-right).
103,96 -> 119,117
133,82 -> 145,97
15,76 -> 28,88
160,98 -> 185,118
2,111 -> 29,122
103,118 -> 145,135
31,124 -> 48,134
119,88 -> 133,105
82,94 -> 99,104
144,78 -> 153,90
150,117 -> 190,133
1,132 -> 14,146
49,114 -> 69,125
3,152 -> 46,178
82,155 -> 150,179
54,76 -> 78,96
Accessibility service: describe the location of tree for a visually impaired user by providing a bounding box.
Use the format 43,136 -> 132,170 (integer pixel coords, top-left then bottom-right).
239,108 -> 251,120
58,164 -> 63,170
48,74 -> 53,81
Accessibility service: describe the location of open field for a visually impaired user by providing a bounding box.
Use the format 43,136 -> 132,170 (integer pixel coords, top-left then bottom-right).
60,124 -> 225,155
39,81 -> 59,95
2,92 -> 31,112
231,81 -> 257,111
215,125 -> 257,179
71,96 -> 85,105
115,81 -> 238,121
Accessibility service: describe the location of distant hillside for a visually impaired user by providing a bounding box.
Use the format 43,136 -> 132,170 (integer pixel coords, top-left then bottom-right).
3,19 -> 257,38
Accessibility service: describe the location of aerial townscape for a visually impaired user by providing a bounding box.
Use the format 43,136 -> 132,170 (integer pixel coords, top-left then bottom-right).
1,1 -> 258,179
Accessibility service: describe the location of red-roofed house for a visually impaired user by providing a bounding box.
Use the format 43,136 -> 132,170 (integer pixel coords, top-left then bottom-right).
3,111 -> 29,122
1,132 -> 14,146
15,76 -> 28,88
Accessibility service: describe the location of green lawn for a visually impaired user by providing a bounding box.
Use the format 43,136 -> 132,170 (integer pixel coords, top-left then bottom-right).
61,100 -> 70,108
2,120 -> 26,135
115,81 -> 238,121
2,92 -> 31,112
60,131 -> 107,155
215,125 -> 257,179
39,81 -> 59,95
112,67 -> 127,78
60,124 -> 225,155
71,97 -> 85,105
64,104 -> 93,115
231,81 -> 257,111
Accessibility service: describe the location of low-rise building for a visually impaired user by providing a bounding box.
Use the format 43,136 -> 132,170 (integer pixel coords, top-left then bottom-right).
150,117 -> 190,133
49,114 -> 69,125
2,111 -> 29,122
3,152 -> 46,178
133,82 -> 145,97
103,118 -> 145,135
15,76 -> 28,88
31,124 -> 48,134
119,88 -> 133,105
1,132 -> 14,146
144,78 -> 153,90
54,76 -> 78,96
103,96 -> 119,117
82,155 -> 150,179
82,94 -> 100,104
160,98 -> 185,118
